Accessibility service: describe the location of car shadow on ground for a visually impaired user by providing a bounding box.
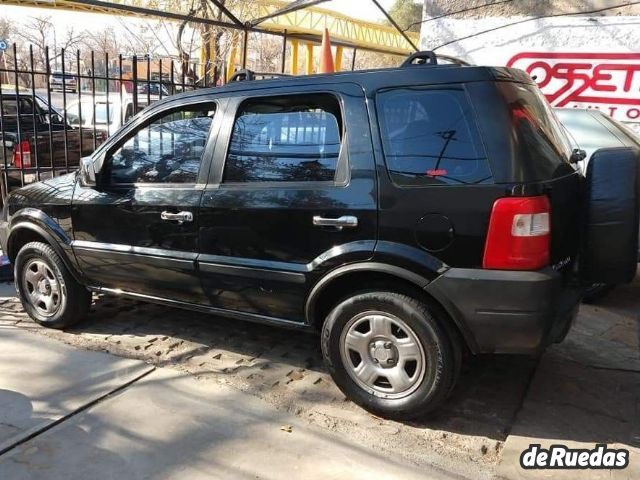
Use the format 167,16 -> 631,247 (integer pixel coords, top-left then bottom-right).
3,278 -> 637,469
58,294 -> 539,444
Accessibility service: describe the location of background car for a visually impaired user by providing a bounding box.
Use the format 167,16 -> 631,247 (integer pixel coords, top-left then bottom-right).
137,82 -> 170,96
49,72 -> 77,93
555,108 -> 640,173
65,94 -> 135,136
0,89 -> 105,194
556,107 -> 640,302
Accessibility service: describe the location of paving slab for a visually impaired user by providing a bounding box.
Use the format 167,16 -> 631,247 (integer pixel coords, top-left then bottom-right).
0,365 -> 457,480
0,326 -> 154,453
498,278 -> 640,480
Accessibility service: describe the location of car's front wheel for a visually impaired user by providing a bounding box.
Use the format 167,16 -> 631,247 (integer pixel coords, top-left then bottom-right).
15,241 -> 91,329
321,291 -> 459,420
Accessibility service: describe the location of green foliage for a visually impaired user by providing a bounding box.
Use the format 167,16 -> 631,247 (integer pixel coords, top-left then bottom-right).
387,0 -> 423,33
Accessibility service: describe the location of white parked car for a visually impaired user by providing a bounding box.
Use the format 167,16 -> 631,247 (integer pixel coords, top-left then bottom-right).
555,108 -> 640,174
65,94 -> 135,136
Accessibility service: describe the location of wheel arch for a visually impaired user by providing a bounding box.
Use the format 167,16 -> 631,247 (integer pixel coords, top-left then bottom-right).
305,262 -> 476,352
7,218 -> 83,284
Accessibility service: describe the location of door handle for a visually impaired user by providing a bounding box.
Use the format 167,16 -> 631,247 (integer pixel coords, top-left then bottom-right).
160,211 -> 193,224
312,215 -> 358,230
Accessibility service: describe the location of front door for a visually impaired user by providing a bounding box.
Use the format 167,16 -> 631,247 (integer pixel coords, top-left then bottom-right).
72,99 -> 219,304
197,84 -> 377,322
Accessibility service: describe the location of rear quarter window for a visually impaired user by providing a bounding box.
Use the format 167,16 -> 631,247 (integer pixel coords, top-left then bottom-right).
376,87 -> 491,186
498,83 -> 573,180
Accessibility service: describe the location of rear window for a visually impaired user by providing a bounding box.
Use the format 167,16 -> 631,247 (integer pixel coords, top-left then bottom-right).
498,83 -> 573,180
377,87 -> 491,186
598,114 -> 640,148
555,109 -> 625,151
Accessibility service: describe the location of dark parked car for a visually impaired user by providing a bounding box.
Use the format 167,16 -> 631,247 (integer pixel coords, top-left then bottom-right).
137,82 -> 170,96
0,89 -> 106,193
1,53 -> 639,419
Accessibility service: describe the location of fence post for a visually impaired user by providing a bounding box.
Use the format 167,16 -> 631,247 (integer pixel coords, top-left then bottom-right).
241,29 -> 248,69
61,48 -> 69,173
132,55 -> 138,115
44,46 -> 54,180
281,29 -> 287,74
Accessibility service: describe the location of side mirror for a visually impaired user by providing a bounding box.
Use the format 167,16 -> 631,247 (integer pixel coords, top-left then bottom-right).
570,148 -> 587,164
79,156 -> 97,187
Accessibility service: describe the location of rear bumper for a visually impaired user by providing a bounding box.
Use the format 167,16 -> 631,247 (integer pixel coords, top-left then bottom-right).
426,267 -> 580,355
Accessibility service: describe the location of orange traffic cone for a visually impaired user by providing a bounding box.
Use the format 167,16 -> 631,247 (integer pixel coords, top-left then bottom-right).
319,28 -> 334,74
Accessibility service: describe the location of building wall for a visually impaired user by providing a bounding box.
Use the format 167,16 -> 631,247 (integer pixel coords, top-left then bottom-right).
420,2 -> 640,128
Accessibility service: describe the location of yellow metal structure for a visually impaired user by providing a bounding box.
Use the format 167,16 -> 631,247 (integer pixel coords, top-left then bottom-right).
255,0 -> 417,55
290,39 -> 299,75
4,0 -> 418,55
334,45 -> 343,71
5,0 -> 418,81
305,43 -> 314,75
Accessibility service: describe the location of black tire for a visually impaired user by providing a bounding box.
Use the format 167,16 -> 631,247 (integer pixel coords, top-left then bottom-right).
321,291 -> 458,420
15,241 -> 91,329
582,283 -> 616,304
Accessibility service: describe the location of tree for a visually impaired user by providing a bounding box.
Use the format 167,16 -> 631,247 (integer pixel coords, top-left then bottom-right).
14,16 -> 82,71
387,0 -> 423,33
0,17 -> 12,42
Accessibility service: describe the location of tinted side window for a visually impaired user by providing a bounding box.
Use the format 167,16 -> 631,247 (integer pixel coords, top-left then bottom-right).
377,88 -> 491,186
1,97 -> 34,117
106,104 -> 215,184
223,94 -> 342,183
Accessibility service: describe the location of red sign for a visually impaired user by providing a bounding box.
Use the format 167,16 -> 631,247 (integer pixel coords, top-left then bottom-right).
507,52 -> 640,122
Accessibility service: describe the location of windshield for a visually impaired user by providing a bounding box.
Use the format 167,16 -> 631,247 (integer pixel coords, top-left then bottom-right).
66,102 -> 112,125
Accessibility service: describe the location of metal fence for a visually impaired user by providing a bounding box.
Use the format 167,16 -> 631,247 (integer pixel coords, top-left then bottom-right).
0,44 -> 213,201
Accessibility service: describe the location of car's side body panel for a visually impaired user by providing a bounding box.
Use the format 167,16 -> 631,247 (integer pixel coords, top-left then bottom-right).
197,83 -> 378,322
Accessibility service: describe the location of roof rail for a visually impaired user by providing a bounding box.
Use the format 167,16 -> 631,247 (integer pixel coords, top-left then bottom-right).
401,51 -> 438,67
228,69 -> 293,83
436,54 -> 473,67
400,51 -> 471,68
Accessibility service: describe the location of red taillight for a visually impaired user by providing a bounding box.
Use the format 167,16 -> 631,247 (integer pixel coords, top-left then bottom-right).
13,140 -> 31,169
483,196 -> 551,270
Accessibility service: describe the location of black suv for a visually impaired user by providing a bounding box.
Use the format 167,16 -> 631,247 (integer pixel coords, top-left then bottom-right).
2,54 -> 638,419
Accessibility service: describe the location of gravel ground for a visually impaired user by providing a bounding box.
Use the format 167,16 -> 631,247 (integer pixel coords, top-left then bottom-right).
0,288 -> 538,479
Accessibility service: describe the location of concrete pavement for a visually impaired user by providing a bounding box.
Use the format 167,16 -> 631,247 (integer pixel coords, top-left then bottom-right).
0,326 -> 153,453
0,326 -> 454,480
498,277 -> 640,480
1,276 -> 638,479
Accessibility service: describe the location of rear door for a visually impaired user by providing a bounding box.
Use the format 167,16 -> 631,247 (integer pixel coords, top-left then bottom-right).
197,83 -> 377,322
374,84 -> 500,269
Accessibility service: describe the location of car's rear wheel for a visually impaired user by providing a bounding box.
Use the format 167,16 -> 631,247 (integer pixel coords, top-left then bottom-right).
15,241 -> 91,329
321,290 -> 458,420
582,283 -> 616,304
